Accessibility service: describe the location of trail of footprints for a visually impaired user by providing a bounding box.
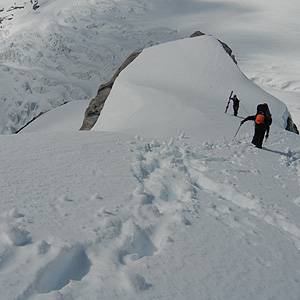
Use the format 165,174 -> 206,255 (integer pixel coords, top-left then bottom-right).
89,134 -> 300,293
127,134 -> 300,251
2,134 -> 300,297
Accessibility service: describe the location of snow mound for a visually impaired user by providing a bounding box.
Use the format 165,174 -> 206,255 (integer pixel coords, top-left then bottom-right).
92,35 -> 292,140
20,100 -> 90,133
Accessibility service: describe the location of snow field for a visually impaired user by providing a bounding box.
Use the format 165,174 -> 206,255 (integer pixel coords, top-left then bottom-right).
1,1 -> 300,298
1,128 -> 300,299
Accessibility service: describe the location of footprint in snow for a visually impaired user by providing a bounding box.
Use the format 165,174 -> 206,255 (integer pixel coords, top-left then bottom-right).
4,224 -> 32,246
121,270 -> 152,291
294,197 -> 300,207
118,219 -> 157,265
33,244 -> 91,294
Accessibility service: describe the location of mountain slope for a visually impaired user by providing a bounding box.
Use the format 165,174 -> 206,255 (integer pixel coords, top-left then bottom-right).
1,129 -> 300,299
1,34 -> 300,300
1,0 -> 300,133
92,35 -> 294,140
0,0 -> 181,134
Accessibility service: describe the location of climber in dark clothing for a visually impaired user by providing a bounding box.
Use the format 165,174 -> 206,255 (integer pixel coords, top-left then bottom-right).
240,104 -> 272,149
230,94 -> 240,116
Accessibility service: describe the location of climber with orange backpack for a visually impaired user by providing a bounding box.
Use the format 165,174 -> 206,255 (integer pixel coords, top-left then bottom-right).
240,103 -> 272,148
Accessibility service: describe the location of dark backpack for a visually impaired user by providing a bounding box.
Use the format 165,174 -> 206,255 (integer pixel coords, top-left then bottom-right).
256,103 -> 272,126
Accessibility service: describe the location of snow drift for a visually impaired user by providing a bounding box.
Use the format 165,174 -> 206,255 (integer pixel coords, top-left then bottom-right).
92,35 -> 295,140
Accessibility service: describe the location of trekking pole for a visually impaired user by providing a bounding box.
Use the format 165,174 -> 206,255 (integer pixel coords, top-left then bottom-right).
232,124 -> 242,141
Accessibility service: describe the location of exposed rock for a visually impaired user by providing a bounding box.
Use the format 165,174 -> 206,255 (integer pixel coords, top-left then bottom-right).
286,116 -> 299,134
0,1 -> 40,24
7,6 -> 25,12
80,51 -> 141,130
217,40 -> 237,64
189,30 -> 205,38
32,0 -> 39,10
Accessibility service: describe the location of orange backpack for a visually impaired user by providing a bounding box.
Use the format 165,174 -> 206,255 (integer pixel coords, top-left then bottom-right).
255,113 -> 265,124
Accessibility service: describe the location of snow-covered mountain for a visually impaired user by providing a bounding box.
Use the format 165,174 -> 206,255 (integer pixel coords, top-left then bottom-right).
91,35 -> 296,139
1,0 -> 300,133
0,0 -> 181,134
1,1 -> 300,299
2,25 -> 300,300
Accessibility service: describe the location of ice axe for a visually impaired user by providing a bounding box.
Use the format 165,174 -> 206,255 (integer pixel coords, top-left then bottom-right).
232,123 -> 242,141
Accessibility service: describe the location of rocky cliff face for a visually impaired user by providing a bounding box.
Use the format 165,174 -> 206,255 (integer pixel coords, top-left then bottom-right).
286,117 -> 299,134
80,52 -> 141,130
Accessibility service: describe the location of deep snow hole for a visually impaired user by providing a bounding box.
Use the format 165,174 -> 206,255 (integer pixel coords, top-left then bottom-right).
36,245 -> 91,294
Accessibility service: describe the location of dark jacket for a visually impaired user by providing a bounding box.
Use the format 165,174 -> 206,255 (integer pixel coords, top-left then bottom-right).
241,114 -> 270,136
231,95 -> 240,107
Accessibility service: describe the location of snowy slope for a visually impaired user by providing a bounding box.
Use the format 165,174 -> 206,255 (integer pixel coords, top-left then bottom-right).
20,100 -> 89,133
1,1 -> 300,299
0,0 -> 182,134
1,0 -> 300,133
92,35 -> 292,140
1,127 -> 300,299
1,33 -> 300,300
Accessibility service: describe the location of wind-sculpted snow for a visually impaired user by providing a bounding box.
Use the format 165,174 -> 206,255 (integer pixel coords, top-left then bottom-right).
93,36 -> 296,138
1,130 -> 300,299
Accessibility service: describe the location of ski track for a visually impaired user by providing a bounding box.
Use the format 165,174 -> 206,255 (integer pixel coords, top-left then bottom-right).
1,131 -> 300,298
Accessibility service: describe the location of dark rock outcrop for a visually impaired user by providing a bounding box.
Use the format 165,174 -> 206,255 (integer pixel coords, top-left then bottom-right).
0,1 -> 40,24
80,51 -> 141,130
286,117 -> 299,134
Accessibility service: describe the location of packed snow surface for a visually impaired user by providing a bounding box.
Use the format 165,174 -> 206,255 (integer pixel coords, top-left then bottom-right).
1,0 -> 300,300
2,128 -> 300,300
